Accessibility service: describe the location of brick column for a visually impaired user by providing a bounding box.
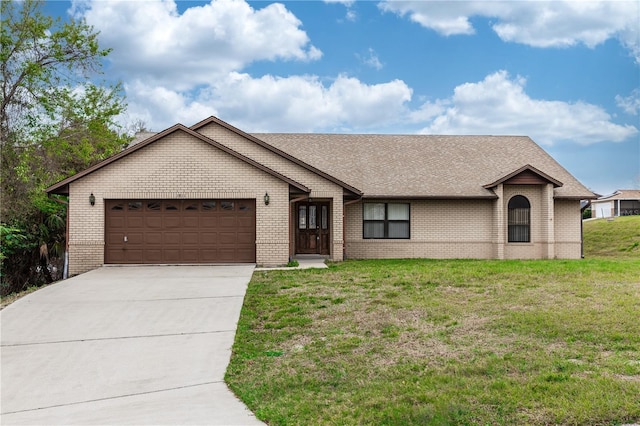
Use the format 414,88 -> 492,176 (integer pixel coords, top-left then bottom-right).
545,183 -> 555,259
494,184 -> 504,259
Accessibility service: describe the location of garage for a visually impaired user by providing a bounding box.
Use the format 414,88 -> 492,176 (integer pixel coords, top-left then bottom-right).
105,199 -> 256,264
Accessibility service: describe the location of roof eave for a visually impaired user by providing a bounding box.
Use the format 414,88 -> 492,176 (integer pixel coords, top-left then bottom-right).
361,194 -> 499,200
45,124 -> 311,195
555,194 -> 599,200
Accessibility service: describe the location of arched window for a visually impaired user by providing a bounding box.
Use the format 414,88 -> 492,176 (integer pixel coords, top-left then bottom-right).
508,195 -> 530,242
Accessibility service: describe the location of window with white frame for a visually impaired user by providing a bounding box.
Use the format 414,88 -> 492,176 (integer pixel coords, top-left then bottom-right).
363,203 -> 410,239
508,195 -> 530,243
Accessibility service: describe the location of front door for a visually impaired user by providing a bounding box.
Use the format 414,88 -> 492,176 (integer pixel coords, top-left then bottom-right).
296,202 -> 330,255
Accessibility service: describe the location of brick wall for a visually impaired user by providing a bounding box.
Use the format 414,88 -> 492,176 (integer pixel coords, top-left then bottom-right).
344,190 -> 583,260
68,132 -> 291,274
199,123 -> 345,261
554,199 -> 583,259
345,199 -> 495,259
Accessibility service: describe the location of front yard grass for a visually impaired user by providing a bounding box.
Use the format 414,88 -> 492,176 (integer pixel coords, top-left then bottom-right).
227,257 -> 640,425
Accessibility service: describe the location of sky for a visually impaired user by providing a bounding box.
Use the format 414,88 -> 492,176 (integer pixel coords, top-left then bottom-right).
44,0 -> 640,195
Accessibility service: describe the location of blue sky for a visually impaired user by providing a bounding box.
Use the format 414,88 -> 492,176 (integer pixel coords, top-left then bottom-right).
46,0 -> 639,195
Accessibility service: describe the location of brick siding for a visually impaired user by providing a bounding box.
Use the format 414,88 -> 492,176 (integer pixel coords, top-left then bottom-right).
345,199 -> 495,259
198,123 -> 345,262
67,124 -> 584,273
345,187 -> 582,260
68,132 -> 291,274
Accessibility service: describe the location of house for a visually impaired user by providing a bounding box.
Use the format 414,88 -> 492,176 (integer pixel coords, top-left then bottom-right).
591,190 -> 640,218
46,116 -> 595,275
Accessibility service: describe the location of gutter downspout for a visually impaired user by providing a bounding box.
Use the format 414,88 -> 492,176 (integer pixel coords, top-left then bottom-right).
581,216 -> 584,258
580,200 -> 592,259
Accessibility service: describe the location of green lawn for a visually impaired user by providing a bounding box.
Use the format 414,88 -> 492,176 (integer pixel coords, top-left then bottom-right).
227,218 -> 640,425
584,216 -> 640,258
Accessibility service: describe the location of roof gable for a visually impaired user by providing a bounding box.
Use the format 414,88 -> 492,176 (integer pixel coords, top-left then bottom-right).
46,124 -> 309,195
483,164 -> 563,189
191,116 -> 362,196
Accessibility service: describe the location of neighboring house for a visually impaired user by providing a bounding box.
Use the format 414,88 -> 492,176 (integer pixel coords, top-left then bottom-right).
591,190 -> 640,218
46,116 -> 595,275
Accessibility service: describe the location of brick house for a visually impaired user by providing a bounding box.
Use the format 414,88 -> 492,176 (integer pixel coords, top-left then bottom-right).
46,116 -> 595,275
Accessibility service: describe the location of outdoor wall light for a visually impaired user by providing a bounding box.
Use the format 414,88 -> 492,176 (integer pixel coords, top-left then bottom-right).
89,193 -> 96,206
264,192 -> 270,206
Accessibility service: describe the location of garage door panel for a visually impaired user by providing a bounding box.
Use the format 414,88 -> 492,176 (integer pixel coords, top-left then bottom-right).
183,216 -> 199,227
182,249 -> 199,262
163,249 -> 180,262
127,232 -> 144,244
164,232 -> 181,244
217,249 -> 236,262
200,217 -> 218,228
145,217 -> 162,228
145,232 -> 162,244
183,232 -> 199,245
108,217 -> 126,228
200,232 -> 218,243
163,217 -> 181,228
126,216 -> 144,228
105,199 -> 255,264
219,217 -> 238,228
237,217 -> 254,227
219,232 -> 238,244
236,249 -> 255,262
105,249 -> 126,263
123,249 -> 144,262
236,232 -> 254,244
144,249 -> 162,263
200,249 -> 218,262
107,232 -> 125,244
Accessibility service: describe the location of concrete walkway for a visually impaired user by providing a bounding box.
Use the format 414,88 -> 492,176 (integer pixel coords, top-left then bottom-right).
1,265 -> 264,425
254,255 -> 328,271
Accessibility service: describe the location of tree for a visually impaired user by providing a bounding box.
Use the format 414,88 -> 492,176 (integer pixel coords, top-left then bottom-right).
1,0 -> 129,295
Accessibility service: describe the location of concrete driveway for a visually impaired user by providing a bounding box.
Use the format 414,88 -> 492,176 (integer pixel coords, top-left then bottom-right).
1,265 -> 264,425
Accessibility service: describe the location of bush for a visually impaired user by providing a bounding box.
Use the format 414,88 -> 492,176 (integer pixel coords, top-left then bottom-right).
0,202 -> 66,297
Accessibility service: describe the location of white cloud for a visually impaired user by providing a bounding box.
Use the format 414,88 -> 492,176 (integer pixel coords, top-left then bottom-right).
379,0 -> 640,62
70,0 -> 636,144
121,70 -> 636,144
210,73 -> 412,131
616,89 -> 640,115
323,0 -> 357,22
119,73 -> 412,132
323,0 -> 355,5
72,0 -> 322,89
69,0 -> 412,132
123,81 -> 216,131
357,48 -> 383,70
416,71 -> 638,145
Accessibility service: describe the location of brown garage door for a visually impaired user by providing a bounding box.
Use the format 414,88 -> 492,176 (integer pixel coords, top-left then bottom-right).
105,199 -> 256,264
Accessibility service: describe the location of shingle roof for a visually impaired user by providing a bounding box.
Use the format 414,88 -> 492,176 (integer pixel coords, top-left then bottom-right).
252,133 -> 595,199
595,190 -> 640,201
